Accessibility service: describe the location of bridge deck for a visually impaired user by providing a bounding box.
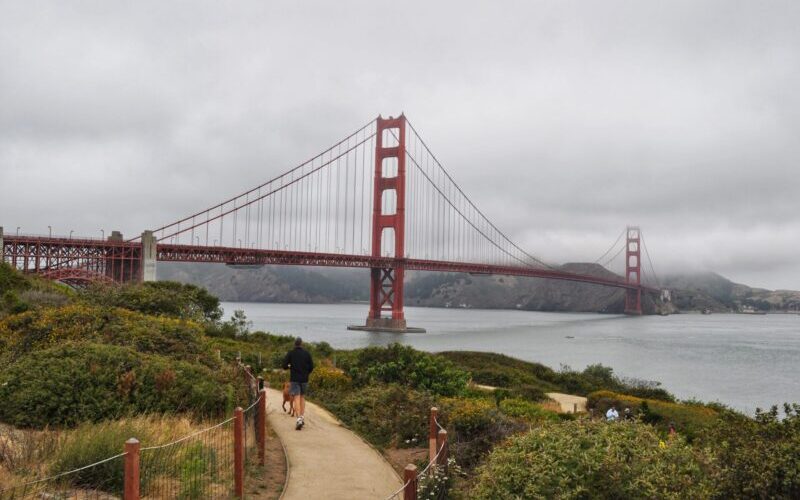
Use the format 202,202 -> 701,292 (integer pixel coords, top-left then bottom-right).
1,236 -> 656,293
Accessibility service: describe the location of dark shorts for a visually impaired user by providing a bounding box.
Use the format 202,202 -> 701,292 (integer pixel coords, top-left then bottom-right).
289,382 -> 308,396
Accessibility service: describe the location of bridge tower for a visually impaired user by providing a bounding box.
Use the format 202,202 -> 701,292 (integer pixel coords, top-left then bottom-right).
624,226 -> 643,315
367,115 -> 407,330
348,115 -> 423,333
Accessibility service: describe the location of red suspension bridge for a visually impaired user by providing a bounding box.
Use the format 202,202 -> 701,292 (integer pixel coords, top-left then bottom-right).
1,115 -> 663,331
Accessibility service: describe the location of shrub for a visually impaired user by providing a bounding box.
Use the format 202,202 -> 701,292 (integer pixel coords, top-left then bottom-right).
439,397 -> 526,470
511,384 -> 547,402
317,385 -> 434,448
0,304 -> 208,364
0,342 -> 240,428
588,390 -> 718,441
0,264 -> 71,317
440,352 -> 675,401
441,398 -> 497,436
0,263 -> 31,294
439,351 -> 559,392
470,420 -> 714,499
309,365 -> 351,392
499,399 -> 560,423
471,367 -> 513,388
79,281 -> 221,322
204,333 -> 334,377
341,344 -> 469,396
699,404 -> 800,499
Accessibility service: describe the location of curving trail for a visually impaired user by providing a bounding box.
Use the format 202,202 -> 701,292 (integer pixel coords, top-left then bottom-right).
264,388 -> 402,500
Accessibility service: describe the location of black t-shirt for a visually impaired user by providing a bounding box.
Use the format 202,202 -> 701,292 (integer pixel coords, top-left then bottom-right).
282,347 -> 314,383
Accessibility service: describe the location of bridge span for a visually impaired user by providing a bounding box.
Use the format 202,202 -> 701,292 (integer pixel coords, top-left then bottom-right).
1,114 -> 662,330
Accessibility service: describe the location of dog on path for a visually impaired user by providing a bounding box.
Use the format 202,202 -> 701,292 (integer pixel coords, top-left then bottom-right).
282,381 -> 295,416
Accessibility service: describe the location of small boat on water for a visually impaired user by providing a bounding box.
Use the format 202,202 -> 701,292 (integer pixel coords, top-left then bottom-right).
736,306 -> 767,316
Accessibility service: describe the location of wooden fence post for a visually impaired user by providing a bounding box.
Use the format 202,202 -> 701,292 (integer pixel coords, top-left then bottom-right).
403,464 -> 418,500
124,438 -> 140,500
429,407 -> 438,462
234,407 -> 244,498
257,376 -> 265,392
436,429 -> 448,469
258,388 -> 267,466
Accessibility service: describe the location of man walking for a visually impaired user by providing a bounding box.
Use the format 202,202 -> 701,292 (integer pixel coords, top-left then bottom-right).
283,337 -> 314,430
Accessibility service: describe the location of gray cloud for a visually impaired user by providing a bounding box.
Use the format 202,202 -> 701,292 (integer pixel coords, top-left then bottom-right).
1,0 -> 798,289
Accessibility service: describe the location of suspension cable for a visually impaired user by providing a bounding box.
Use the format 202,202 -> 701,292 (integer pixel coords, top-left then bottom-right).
594,228 -> 625,264
640,232 -> 661,288
135,118 -> 377,241
404,120 -> 553,269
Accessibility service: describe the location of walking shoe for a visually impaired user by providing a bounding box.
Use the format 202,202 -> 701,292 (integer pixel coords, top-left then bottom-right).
295,417 -> 303,430
299,416 -> 305,429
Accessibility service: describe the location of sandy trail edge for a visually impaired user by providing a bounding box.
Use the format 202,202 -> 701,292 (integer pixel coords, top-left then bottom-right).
264,388 -> 402,500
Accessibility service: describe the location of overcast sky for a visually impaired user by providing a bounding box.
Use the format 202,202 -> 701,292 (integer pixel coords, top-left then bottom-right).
1,1 -> 798,289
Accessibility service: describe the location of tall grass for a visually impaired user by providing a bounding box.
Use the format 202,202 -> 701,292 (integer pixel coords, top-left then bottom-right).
0,415 -> 197,495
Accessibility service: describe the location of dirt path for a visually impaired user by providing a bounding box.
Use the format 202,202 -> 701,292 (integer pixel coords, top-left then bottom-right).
546,392 -> 587,413
264,388 -> 402,500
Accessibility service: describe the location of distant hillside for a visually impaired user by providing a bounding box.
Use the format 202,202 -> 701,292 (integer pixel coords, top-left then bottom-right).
158,262 -> 799,314
660,272 -> 800,312
157,262 -> 655,313
158,263 -> 368,303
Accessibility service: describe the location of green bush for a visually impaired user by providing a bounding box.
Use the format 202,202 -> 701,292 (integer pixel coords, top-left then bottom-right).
511,384 -> 547,402
79,281 -> 221,322
317,384 -> 434,448
440,352 -> 675,401
439,397 -> 526,470
588,390 -> 718,441
0,304 -> 208,365
206,332 -> 332,368
470,420 -> 714,499
441,398 -> 497,436
0,263 -> 72,317
499,398 -> 560,423
0,262 -> 31,294
340,344 -> 469,396
309,365 -> 351,392
699,404 -> 800,499
440,351 -> 559,392
0,342 -> 240,428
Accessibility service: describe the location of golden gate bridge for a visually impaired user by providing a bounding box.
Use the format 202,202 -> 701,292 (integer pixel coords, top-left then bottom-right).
0,115 -> 663,332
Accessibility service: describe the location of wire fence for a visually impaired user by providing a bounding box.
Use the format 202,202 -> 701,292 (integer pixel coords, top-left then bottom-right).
0,453 -> 127,500
0,362 -> 266,500
139,417 -> 235,499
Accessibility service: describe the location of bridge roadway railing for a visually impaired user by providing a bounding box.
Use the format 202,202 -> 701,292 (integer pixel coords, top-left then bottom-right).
3,235 -> 656,294
157,242 -> 655,292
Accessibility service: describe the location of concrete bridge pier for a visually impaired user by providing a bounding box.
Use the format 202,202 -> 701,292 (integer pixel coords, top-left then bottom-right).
141,230 -> 157,282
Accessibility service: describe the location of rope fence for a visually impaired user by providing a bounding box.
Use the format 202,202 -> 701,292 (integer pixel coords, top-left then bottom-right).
0,452 -> 127,499
0,363 -> 268,500
385,407 -> 451,500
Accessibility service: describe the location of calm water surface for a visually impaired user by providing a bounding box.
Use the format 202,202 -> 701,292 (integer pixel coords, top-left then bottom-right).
222,302 -> 800,414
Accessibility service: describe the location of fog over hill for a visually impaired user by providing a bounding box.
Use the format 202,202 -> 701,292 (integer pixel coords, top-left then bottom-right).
158,263 -> 800,314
